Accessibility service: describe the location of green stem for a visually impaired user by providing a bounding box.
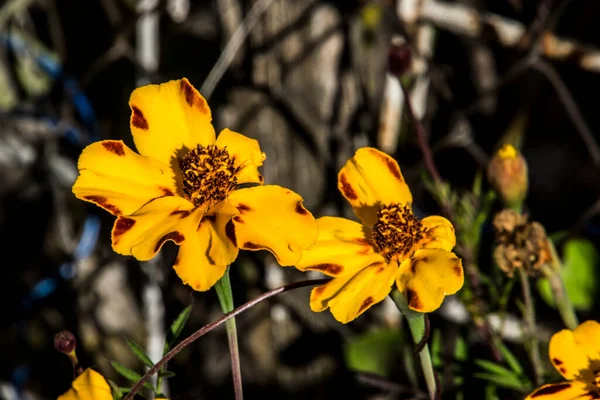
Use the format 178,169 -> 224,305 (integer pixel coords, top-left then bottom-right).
393,292 -> 437,400
214,268 -> 243,400
544,241 -> 578,330
517,268 -> 543,385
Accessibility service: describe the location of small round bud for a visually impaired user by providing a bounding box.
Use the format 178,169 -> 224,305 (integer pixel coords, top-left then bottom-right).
388,43 -> 412,76
54,330 -> 77,355
487,144 -> 528,210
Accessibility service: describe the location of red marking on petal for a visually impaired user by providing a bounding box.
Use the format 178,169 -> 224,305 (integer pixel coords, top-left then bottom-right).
406,289 -> 422,310
154,231 -> 185,253
113,217 -> 136,243
225,220 -> 236,246
295,201 -> 309,215
170,209 -> 191,218
358,296 -> 374,313
102,141 -> 125,156
233,216 -> 244,223
83,195 -> 121,215
309,263 -> 343,275
236,204 -> 251,213
159,187 -> 175,196
131,105 -> 149,130
530,383 -> 572,397
552,358 -> 563,365
243,242 -> 261,250
180,79 -> 209,114
339,173 -> 358,200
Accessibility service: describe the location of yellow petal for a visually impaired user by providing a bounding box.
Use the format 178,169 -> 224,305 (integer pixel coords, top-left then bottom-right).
396,249 -> 464,313
73,140 -> 177,216
338,147 -> 412,227
310,261 -> 396,323
296,217 -> 385,276
173,201 -> 239,291
420,215 -> 456,251
549,320 -> 600,381
226,186 -> 318,265
111,196 -> 196,261
129,78 -> 215,166
525,381 -> 595,400
58,368 -> 112,400
215,128 -> 265,185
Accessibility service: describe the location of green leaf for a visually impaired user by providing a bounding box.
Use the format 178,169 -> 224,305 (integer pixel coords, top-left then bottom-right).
496,341 -> 525,376
343,328 -> 403,377
107,380 -> 122,400
126,338 -> 154,368
473,372 -> 526,391
110,361 -> 156,393
163,305 -> 192,355
475,360 -> 516,378
159,370 -> 176,378
538,237 -> 599,311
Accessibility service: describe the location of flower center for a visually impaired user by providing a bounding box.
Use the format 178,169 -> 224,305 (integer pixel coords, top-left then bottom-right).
179,144 -> 238,208
372,203 -> 424,261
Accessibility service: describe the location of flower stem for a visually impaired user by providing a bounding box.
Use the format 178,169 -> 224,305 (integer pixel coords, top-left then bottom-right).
393,292 -> 437,400
544,240 -> 578,330
123,278 -> 328,400
214,268 -> 243,400
517,268 -> 543,385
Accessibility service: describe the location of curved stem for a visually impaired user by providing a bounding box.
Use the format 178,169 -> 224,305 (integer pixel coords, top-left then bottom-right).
518,268 -> 543,385
123,278 -> 328,400
392,292 -> 438,400
214,269 -> 243,400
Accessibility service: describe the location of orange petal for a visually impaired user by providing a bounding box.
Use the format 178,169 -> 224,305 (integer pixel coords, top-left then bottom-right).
396,249 -> 464,313
173,201 -> 239,291
111,196 -> 196,261
420,215 -> 456,251
310,261 -> 397,323
549,320 -> 600,381
129,78 -> 215,166
215,128 -> 265,185
226,185 -> 318,265
58,368 -> 112,400
295,217 -> 385,276
73,140 -> 177,216
338,147 -> 412,227
525,381 -> 595,400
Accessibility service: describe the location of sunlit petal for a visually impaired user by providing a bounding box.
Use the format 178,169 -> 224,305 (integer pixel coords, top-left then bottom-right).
338,147 -> 412,227
215,128 -> 265,185
420,215 -> 456,251
525,381 -> 594,400
73,140 -> 177,216
58,369 -> 112,400
549,320 -> 600,381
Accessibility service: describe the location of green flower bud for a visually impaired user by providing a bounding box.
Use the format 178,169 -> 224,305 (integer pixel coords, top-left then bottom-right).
487,144 -> 528,210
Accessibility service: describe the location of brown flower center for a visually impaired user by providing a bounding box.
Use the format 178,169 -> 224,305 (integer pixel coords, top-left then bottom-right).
179,145 -> 237,208
372,203 -> 424,261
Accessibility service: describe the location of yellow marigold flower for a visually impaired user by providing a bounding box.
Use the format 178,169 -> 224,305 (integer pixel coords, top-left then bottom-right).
58,368 -> 112,400
73,78 -> 317,291
526,320 -> 600,400
295,147 -> 463,323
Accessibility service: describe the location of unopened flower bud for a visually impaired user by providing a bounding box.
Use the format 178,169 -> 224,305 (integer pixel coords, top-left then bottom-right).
54,330 -> 77,355
388,43 -> 412,76
487,144 -> 528,210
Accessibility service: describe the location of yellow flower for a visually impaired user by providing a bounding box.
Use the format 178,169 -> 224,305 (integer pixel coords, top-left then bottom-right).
295,147 -> 463,323
526,320 -> 600,399
58,368 -> 112,400
73,78 -> 317,291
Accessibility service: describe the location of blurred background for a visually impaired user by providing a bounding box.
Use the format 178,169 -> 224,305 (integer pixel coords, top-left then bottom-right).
1,0 -> 600,399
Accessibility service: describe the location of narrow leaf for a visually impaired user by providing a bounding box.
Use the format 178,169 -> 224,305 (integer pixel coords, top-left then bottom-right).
496,341 -> 526,376
159,370 -> 176,378
111,361 -> 156,393
475,359 -> 516,378
126,338 -> 154,368
473,372 -> 526,391
163,305 -> 192,355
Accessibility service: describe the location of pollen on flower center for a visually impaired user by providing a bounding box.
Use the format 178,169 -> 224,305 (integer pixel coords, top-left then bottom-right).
372,203 -> 424,261
179,144 -> 238,208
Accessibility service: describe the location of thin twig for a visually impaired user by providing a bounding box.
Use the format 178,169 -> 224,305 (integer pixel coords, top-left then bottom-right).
201,0 -> 275,99
398,81 -> 442,184
531,60 -> 600,165
123,278 -> 328,400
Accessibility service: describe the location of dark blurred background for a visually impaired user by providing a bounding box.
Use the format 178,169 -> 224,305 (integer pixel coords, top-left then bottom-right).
1,0 -> 599,399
